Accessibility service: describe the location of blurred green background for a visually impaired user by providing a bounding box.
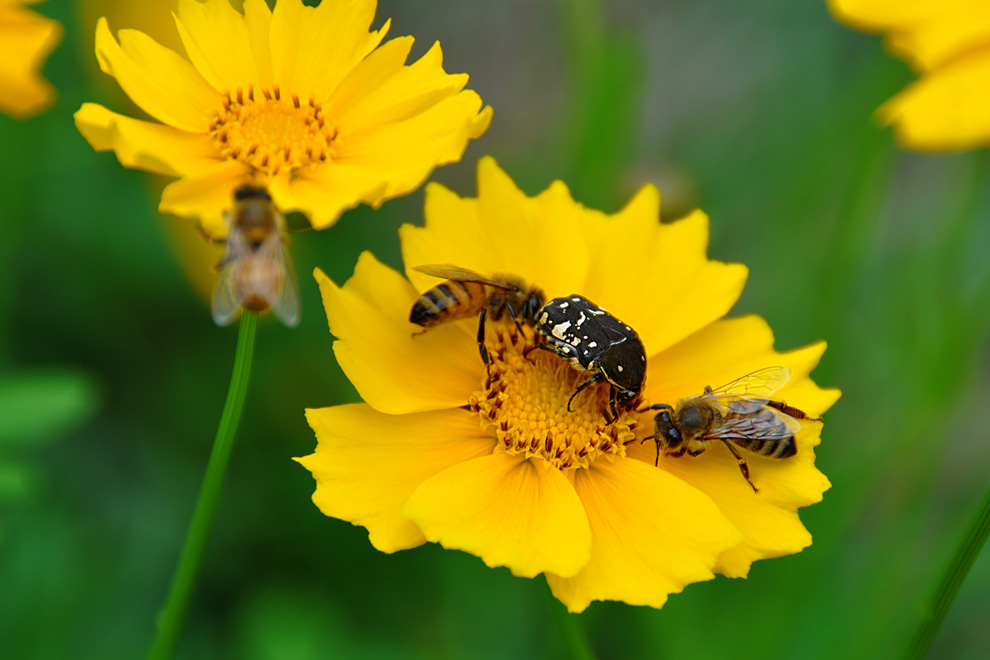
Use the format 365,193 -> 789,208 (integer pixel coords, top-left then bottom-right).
1,0 -> 989,658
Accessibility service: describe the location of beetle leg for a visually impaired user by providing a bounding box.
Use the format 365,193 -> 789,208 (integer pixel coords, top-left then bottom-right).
607,387 -> 619,424
567,373 -> 602,413
721,440 -> 759,492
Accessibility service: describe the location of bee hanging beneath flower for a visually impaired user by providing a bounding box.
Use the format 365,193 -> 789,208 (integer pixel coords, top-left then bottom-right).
212,185 -> 300,327
644,366 -> 821,492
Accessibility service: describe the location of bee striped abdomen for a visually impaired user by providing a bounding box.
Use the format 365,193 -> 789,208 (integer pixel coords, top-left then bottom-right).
409,280 -> 486,328
735,436 -> 796,458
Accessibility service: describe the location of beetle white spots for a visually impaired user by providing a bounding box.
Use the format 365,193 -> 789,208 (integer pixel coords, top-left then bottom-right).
551,321 -> 572,340
617,365 -> 624,372
576,312 -> 586,326
571,297 -> 581,302
569,337 -> 581,346
559,301 -> 569,309
587,341 -> 597,348
539,312 -> 549,324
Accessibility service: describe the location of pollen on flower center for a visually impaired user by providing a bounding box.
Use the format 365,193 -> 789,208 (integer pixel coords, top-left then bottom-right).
208,86 -> 340,175
468,325 -> 640,470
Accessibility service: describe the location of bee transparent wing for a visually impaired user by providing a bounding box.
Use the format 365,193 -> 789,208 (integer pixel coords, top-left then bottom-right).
706,366 -> 791,402
412,264 -> 516,290
267,238 -> 300,327
211,230 -> 251,326
705,408 -> 800,442
254,233 -> 300,327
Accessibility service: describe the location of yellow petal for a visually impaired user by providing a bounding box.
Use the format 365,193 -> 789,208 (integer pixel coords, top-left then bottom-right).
828,0 -> 990,71
333,41 -> 469,132
546,458 -> 741,613
298,403 -> 496,553
74,103 -> 221,177
402,453 -> 592,578
579,201 -> 748,357
94,17 -> 220,132
159,159 -> 252,236
399,157 -> 591,299
654,435 -> 827,578
173,0 -> 272,93
630,315 -> 840,578
267,165 -> 388,230
878,49 -> 990,151
314,256 -> 484,415
335,90 -> 492,199
269,0 -> 387,102
324,35 -> 417,120
0,2 -> 61,118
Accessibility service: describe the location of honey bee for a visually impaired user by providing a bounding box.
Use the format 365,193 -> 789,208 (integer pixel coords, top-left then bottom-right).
409,265 -> 545,366
212,185 -> 299,327
645,367 -> 821,492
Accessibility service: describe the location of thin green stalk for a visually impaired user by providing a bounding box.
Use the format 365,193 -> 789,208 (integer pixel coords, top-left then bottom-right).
147,312 -> 258,660
544,582 -> 598,660
904,485 -> 990,660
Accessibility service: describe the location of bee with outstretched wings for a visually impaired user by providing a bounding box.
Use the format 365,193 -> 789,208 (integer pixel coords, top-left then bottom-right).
645,367 -> 820,492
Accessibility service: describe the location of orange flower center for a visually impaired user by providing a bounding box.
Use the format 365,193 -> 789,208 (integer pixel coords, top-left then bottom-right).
468,325 -> 640,470
208,86 -> 339,175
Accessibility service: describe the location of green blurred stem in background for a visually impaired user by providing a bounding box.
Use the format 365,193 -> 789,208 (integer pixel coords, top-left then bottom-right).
904,485 -> 990,660
545,583 -> 598,660
146,312 -> 259,660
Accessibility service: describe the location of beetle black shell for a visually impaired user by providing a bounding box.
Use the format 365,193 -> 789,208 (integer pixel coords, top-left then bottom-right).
536,295 -> 646,421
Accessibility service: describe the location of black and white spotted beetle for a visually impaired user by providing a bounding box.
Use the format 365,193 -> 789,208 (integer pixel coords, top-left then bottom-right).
535,295 -> 647,423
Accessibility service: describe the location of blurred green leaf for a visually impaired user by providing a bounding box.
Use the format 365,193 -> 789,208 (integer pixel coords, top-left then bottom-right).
0,459 -> 40,505
0,369 -> 101,447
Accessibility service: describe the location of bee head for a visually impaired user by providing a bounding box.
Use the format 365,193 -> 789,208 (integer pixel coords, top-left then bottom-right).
652,409 -> 682,451
522,289 -> 545,324
234,185 -> 272,202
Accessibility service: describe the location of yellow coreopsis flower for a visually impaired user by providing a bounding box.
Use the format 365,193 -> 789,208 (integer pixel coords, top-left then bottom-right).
0,0 -> 62,118
297,158 -> 840,612
74,0 -> 492,237
829,0 -> 990,151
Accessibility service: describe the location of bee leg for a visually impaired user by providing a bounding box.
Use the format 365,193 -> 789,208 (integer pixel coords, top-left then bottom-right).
567,374 -> 603,413
767,400 -> 822,422
686,449 -> 705,457
647,403 -> 673,412
476,308 -> 491,376
506,302 -> 525,335
647,435 -> 661,466
721,440 -> 759,493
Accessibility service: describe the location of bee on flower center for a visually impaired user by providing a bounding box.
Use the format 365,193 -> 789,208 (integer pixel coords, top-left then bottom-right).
212,185 -> 300,327
409,265 -> 545,367
535,295 -> 646,424
645,366 -> 821,492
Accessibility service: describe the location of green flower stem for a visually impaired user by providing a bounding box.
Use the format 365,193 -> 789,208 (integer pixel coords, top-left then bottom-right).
147,312 -> 258,660
545,583 -> 598,660
904,484 -> 990,660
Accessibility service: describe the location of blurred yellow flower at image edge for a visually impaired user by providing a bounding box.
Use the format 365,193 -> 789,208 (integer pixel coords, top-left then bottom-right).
0,0 -> 62,118
297,157 -> 841,613
74,0 -> 492,237
829,0 -> 990,151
